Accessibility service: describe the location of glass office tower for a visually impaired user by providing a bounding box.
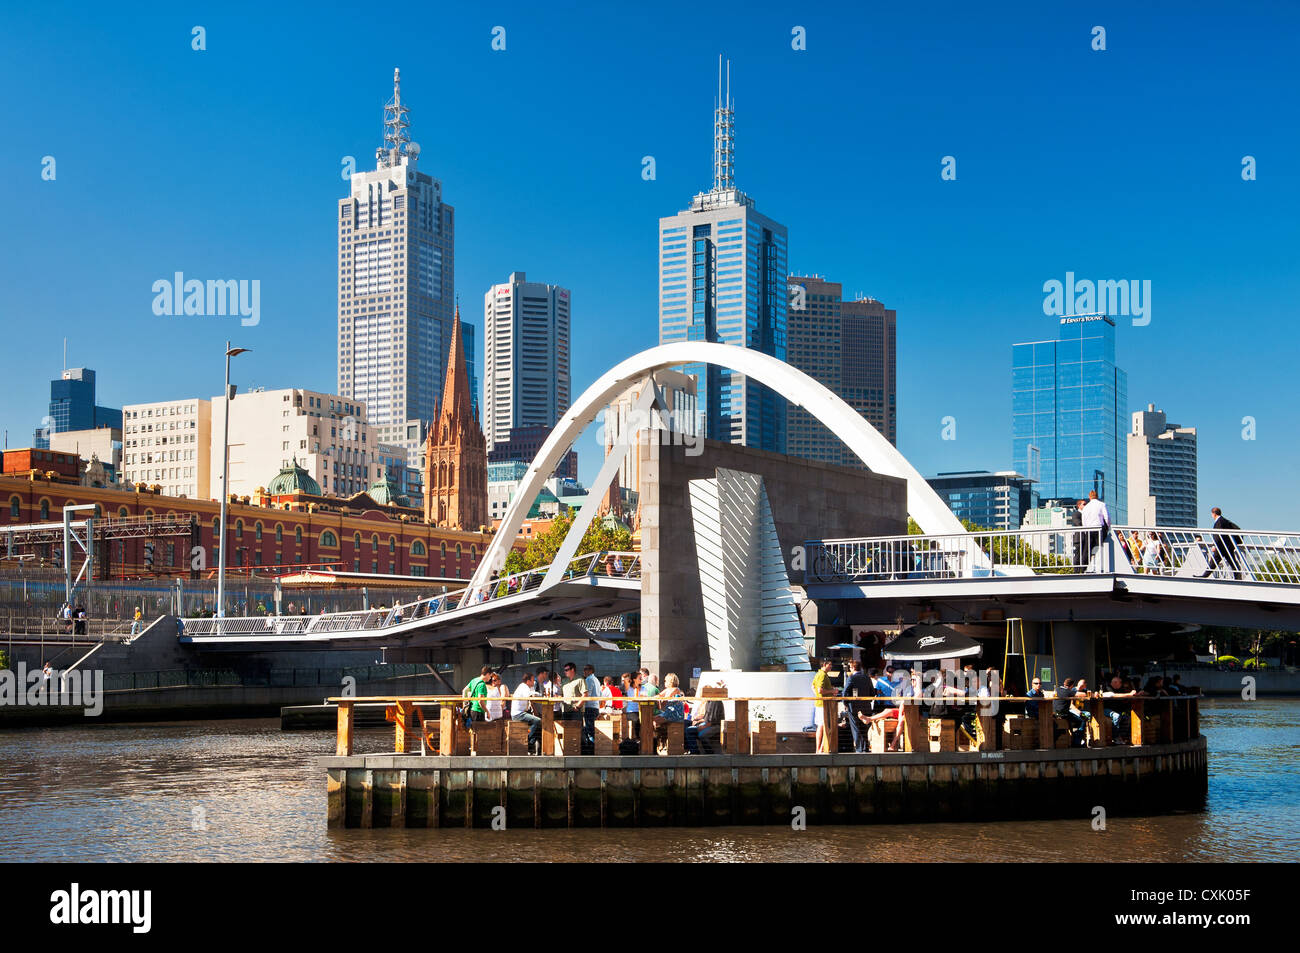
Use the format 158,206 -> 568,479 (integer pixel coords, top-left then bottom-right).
658,59 -> 787,453
1012,315 -> 1128,523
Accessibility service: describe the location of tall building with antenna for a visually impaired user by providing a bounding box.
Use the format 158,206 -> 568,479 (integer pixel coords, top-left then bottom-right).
658,57 -> 788,452
337,68 -> 456,468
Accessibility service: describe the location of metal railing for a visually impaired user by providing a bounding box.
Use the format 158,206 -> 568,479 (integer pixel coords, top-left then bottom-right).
803,526 -> 1300,585
178,550 -> 642,639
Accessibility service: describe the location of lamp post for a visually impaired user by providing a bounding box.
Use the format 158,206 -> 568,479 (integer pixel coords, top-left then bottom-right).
216,341 -> 249,628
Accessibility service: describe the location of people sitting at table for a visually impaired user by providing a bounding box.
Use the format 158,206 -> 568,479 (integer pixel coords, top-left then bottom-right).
688,696 -> 726,753
511,672 -> 542,753
1138,675 -> 1167,697
871,667 -> 895,700
653,673 -> 687,727
1102,675 -> 1136,742
882,669 -> 922,751
1025,676 -> 1045,718
1052,677 -> 1086,745
600,675 -> 623,713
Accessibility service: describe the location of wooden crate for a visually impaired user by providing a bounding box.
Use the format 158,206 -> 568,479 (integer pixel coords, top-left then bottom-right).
1086,712 -> 1112,748
657,721 -> 685,755
1053,717 -> 1072,748
470,719 -> 505,756
975,714 -> 999,752
1002,715 -> 1038,750
750,720 -> 777,754
553,720 -> 581,756
594,719 -> 618,755
869,717 -> 898,752
927,718 -> 957,753
506,720 -> 532,755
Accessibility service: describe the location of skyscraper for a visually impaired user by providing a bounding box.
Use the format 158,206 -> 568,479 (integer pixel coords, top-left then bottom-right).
34,367 -> 121,448
658,58 -> 788,453
337,68 -> 454,468
482,271 -> 571,454
1012,315 -> 1128,522
786,276 -> 896,465
1127,404 -> 1197,526
925,470 -> 1037,531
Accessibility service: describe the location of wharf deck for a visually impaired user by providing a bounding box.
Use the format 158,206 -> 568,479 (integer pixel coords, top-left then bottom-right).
322,736 -> 1208,828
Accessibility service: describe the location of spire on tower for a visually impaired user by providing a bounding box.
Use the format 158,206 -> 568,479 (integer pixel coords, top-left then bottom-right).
440,306 -> 474,427
712,55 -> 736,192
380,67 -> 412,166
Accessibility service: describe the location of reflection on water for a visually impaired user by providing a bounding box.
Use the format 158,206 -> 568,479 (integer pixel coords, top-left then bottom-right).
0,699 -> 1296,862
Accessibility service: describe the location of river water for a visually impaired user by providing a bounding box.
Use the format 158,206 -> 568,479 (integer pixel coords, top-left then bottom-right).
0,698 -> 1295,862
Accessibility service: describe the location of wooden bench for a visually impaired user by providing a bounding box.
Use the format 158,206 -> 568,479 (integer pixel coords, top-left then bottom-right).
750,719 -> 777,754
656,721 -> 685,755
594,716 -> 620,755
868,714 -> 899,752
553,718 -> 582,755
1086,697 -> 1112,747
506,719 -> 533,755
469,718 -> 506,756
927,717 -> 957,752
1002,714 -> 1037,750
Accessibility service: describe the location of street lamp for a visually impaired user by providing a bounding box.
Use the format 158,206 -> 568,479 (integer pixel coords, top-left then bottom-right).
216,341 -> 250,627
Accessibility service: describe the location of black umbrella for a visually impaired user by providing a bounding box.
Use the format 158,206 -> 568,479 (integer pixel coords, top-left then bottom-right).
881,623 -> 983,661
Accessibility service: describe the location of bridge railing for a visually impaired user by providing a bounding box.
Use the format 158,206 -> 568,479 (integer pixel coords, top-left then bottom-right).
803,526 -> 1300,584
177,550 -> 643,638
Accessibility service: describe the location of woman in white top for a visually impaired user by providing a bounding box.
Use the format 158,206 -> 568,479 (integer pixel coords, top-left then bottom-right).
484,673 -> 506,721
1141,533 -> 1164,575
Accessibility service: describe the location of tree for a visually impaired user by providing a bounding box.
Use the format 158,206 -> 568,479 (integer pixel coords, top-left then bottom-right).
501,513 -> 633,577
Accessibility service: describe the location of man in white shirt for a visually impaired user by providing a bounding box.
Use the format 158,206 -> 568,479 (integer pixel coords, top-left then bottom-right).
511,672 -> 542,754
582,664 -> 601,749
1079,491 -> 1111,569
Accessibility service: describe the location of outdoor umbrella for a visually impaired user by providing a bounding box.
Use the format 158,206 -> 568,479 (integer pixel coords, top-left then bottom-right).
880,623 -> 984,661
487,624 -> 620,670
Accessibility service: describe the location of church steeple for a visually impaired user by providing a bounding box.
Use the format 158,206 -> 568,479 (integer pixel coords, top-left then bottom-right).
424,308 -> 488,531
440,306 -> 476,428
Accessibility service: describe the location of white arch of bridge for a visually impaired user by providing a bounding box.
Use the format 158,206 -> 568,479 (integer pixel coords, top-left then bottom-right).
471,342 -> 968,592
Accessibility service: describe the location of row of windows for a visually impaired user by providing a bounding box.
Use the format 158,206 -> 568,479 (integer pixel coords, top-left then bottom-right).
6,498 -> 480,562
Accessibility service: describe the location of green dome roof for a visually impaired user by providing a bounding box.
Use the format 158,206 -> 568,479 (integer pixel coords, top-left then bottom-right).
268,458 -> 321,497
366,473 -> 408,507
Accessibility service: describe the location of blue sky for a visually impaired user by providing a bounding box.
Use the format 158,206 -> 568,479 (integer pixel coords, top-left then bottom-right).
2,1 -> 1297,528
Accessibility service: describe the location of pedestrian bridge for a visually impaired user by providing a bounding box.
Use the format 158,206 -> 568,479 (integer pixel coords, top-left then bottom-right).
803,524 -> 1300,629
177,551 -> 641,649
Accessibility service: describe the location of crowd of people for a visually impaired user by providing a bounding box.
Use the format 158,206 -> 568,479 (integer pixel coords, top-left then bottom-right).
824,660 -> 1000,752
1039,671 -> 1189,746
820,659 -> 1189,752
458,663 -> 726,755
55,601 -> 89,635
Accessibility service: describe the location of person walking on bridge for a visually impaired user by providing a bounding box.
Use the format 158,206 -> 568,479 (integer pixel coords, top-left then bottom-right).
1201,507 -> 1245,580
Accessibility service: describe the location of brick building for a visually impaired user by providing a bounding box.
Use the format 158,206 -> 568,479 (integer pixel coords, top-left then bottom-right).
1,472 -> 507,582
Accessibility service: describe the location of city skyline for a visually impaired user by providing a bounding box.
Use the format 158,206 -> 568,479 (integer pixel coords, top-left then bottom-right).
3,3 -> 1298,529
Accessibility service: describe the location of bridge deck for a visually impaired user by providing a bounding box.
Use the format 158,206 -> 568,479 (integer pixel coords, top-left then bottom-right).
178,551 -> 640,648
